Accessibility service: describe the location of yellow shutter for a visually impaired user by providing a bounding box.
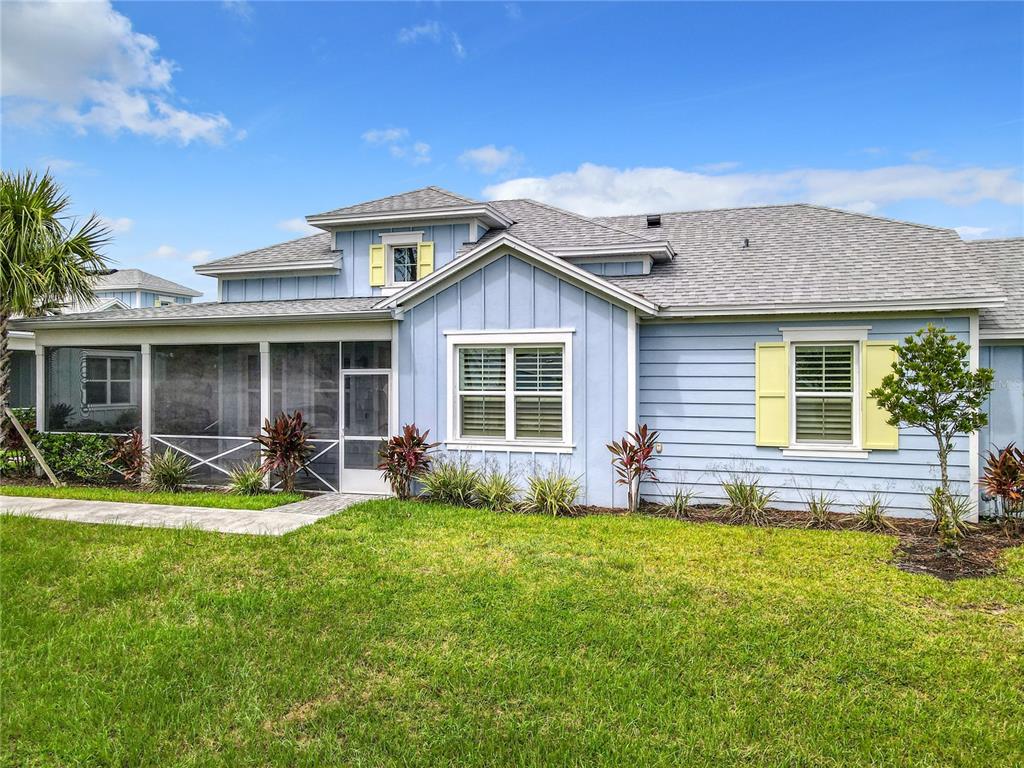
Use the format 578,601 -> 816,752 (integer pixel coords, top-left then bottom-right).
369,243 -> 386,287
417,241 -> 434,278
755,342 -> 789,447
862,341 -> 899,450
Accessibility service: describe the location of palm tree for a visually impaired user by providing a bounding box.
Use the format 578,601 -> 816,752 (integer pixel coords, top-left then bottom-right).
1,169 -> 110,442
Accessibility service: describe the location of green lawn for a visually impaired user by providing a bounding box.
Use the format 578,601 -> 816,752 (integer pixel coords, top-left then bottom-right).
0,483 -> 303,510
2,501 -> 1022,767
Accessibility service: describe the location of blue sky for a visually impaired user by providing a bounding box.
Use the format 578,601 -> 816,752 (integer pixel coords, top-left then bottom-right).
3,1 -> 1022,300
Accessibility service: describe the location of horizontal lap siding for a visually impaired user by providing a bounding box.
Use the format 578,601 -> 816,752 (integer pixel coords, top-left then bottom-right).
398,254 -> 629,507
638,316 -> 972,518
979,343 -> 1024,514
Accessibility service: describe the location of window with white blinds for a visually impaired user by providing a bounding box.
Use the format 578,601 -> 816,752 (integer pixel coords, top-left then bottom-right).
456,344 -> 566,443
793,344 -> 855,444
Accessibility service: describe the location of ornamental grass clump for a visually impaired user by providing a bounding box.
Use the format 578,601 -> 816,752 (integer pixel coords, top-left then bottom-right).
474,470 -> 519,513
377,424 -> 438,500
804,491 -> 837,529
228,460 -> 266,496
522,471 -> 580,517
148,448 -> 192,492
722,474 -> 775,526
661,488 -> 695,519
927,487 -> 974,552
420,458 -> 480,506
854,493 -> 896,532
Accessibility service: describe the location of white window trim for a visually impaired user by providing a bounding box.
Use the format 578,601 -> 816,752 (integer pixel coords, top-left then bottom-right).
379,231 -> 424,291
445,330 -> 574,452
82,351 -> 137,409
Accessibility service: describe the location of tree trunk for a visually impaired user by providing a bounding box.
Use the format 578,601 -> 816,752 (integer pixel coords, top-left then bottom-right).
0,310 -> 11,448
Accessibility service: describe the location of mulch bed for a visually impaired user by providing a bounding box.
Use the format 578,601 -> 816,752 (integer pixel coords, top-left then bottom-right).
578,502 -> 1023,581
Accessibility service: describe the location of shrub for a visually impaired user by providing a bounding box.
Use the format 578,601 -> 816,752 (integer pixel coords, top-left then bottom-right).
854,493 -> 896,532
148,448 -> 192,492
804,491 -> 837,529
661,488 -> 694,519
521,471 -> 580,517
421,458 -> 480,506
928,487 -> 974,552
228,460 -> 266,496
982,443 -> 1024,530
254,411 -> 313,493
34,432 -> 114,483
110,428 -> 148,486
474,470 -> 519,513
722,474 -> 775,526
607,424 -> 659,513
377,424 -> 438,500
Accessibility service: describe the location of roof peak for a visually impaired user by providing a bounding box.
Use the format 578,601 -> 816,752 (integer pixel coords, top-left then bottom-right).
310,186 -> 480,220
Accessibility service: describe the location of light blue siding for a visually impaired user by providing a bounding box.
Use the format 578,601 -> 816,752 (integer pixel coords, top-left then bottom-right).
638,316 -> 973,518
397,253 -> 631,507
980,343 -> 1024,513
96,290 -> 137,307
140,292 -> 156,307
579,261 -> 645,276
222,223 -> 472,302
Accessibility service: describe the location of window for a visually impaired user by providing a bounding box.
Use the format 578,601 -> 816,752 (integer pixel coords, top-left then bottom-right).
155,295 -> 177,307
83,355 -> 133,406
393,245 -> 418,284
792,344 -> 856,445
450,334 -> 571,447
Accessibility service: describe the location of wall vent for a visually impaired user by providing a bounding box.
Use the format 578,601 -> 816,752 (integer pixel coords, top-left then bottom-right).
646,214 -> 661,228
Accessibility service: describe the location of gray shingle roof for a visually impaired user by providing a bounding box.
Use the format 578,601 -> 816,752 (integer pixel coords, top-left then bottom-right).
311,186 -> 478,218
198,233 -> 333,270
966,238 -> 1023,335
92,268 -> 202,297
18,296 -> 385,326
594,204 -> 1004,310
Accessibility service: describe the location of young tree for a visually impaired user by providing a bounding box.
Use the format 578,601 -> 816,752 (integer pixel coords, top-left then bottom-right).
1,169 -> 110,443
869,324 -> 994,495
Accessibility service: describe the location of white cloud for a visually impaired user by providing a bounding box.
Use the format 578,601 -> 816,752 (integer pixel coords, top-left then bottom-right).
398,20 -> 465,57
1,0 -> 234,145
221,0 -> 253,22
147,244 -> 212,263
459,144 -> 523,175
412,141 -> 432,165
954,226 -> 991,239
908,148 -> 935,163
39,157 -> 82,173
362,127 -> 430,164
505,3 -> 523,21
99,216 -> 134,234
362,127 -> 409,145
483,162 -> 1024,217
278,217 -> 320,235
694,161 -> 740,173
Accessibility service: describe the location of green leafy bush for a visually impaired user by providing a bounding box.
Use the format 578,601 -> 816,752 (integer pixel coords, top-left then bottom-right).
521,471 -> 580,517
34,432 -> 115,483
421,458 -> 480,506
228,460 -> 266,496
148,448 -> 192,492
474,470 -> 519,513
854,493 -> 896,532
722,474 -> 775,526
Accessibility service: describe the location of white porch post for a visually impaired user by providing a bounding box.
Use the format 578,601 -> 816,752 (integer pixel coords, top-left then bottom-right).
34,346 -> 45,429
141,343 -> 152,457
260,341 -> 270,489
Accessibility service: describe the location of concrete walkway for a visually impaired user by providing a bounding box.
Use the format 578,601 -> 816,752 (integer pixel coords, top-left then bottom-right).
0,492 -> 380,536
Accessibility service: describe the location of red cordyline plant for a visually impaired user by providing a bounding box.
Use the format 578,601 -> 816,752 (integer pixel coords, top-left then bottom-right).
254,411 -> 314,493
607,424 -> 659,513
110,428 -> 148,486
378,424 -> 439,500
983,442 -> 1024,524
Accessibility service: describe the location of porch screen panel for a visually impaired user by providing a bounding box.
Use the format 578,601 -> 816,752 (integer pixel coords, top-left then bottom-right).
151,344 -> 260,484
271,342 -> 339,490
44,346 -> 142,432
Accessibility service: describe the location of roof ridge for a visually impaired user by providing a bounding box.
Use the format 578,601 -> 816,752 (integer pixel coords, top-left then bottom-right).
496,198 -> 662,243
197,232 -> 328,267
965,236 -> 1024,243
425,185 -> 479,204
593,202 -> 807,220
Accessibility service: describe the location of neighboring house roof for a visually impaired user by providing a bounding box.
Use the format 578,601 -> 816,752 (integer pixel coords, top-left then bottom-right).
966,238 -> 1023,338
593,204 -> 1004,314
17,296 -> 386,329
91,268 -> 203,297
310,186 -> 478,218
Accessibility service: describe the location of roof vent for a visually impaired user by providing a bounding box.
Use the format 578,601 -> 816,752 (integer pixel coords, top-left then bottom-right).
742,238 -> 750,248
646,214 -> 661,228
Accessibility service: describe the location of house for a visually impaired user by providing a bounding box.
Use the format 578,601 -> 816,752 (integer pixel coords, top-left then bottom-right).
16,187 -> 1022,516
7,268 -> 201,409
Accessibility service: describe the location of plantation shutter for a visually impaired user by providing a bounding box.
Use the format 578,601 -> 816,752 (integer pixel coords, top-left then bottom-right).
514,348 -> 563,439
369,243 -> 386,287
417,241 -> 434,278
793,345 -> 854,443
862,341 -> 899,450
754,343 -> 789,446
459,348 -> 506,437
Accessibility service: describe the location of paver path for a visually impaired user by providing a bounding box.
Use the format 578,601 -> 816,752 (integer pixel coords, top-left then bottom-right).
0,492 -> 380,536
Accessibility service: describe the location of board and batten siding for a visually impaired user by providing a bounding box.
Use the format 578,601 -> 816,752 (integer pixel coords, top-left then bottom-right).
638,316 -> 973,518
979,343 -> 1024,512
397,253 -> 631,507
221,224 -> 471,302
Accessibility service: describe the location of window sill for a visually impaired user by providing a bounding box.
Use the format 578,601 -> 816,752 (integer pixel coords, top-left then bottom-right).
445,440 -> 575,455
781,447 -> 870,461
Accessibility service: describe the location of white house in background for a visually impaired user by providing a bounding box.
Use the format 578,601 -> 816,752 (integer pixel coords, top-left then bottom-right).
8,268 -> 202,408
